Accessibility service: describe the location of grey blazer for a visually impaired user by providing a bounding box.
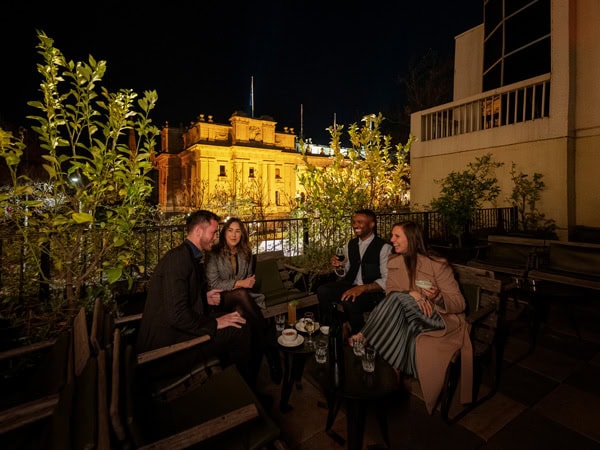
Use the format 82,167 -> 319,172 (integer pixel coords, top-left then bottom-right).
204,250 -> 266,309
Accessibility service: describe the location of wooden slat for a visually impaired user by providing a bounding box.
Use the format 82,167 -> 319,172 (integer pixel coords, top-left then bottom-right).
73,307 -> 91,377
137,334 -> 211,365
0,394 -> 59,434
138,403 -> 259,450
0,339 -> 56,361
114,313 -> 143,325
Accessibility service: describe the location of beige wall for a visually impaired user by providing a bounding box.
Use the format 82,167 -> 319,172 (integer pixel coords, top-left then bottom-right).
410,0 -> 600,237
453,24 -> 484,100
574,135 -> 600,226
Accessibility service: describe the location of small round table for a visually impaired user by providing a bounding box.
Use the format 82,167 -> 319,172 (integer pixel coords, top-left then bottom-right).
306,345 -> 400,450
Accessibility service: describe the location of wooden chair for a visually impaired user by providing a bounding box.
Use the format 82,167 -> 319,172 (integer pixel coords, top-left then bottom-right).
0,304 -> 93,437
110,328 -> 283,449
91,298 -> 222,402
438,264 -> 504,423
254,253 -> 319,319
0,306 -> 95,449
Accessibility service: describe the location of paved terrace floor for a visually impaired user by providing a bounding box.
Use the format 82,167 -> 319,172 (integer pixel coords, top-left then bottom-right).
257,288 -> 600,450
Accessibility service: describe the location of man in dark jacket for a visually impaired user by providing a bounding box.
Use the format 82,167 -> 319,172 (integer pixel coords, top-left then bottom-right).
317,209 -> 392,334
137,210 -> 253,385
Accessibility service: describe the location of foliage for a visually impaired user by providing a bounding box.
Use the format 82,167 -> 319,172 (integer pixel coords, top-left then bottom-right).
0,31 -> 159,319
508,162 -> 556,235
430,153 -> 503,247
294,113 -> 413,249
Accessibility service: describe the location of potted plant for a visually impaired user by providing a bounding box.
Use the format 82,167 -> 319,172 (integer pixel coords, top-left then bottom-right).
429,153 -> 503,259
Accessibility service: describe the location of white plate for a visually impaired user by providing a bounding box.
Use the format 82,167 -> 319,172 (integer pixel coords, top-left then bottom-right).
295,319 -> 320,333
278,334 -> 304,348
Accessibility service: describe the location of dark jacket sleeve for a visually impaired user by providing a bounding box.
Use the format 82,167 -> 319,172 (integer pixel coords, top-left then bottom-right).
161,249 -> 217,336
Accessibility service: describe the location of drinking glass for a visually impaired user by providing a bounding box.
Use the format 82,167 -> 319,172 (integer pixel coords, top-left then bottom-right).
361,346 -> 376,373
315,340 -> 328,364
303,312 -> 315,349
352,335 -> 365,356
287,301 -> 297,325
334,246 -> 346,277
275,314 -> 286,333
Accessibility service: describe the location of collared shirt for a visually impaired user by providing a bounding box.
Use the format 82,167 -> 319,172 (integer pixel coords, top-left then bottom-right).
185,239 -> 203,261
343,234 -> 392,291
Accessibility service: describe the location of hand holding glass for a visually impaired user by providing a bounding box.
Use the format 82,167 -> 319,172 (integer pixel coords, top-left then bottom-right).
334,247 -> 346,277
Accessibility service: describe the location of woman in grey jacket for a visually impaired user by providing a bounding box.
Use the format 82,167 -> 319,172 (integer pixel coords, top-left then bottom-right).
205,217 -> 281,384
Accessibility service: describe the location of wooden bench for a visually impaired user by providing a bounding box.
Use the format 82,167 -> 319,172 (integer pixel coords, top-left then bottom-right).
467,235 -> 550,281
526,241 -> 600,346
528,240 -> 600,291
254,251 -> 319,318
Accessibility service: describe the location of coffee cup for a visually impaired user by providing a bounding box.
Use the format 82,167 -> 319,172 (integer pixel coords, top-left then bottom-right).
415,279 -> 433,289
281,328 -> 298,343
320,325 -> 330,336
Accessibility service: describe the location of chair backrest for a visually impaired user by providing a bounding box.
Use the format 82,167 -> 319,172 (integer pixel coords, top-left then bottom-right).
91,298 -> 116,356
546,241 -> 600,277
254,258 -> 288,296
461,283 -> 482,315
73,306 -> 91,377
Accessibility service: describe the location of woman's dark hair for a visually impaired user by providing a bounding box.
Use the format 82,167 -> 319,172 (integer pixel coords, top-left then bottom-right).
213,217 -> 251,262
392,221 -> 435,287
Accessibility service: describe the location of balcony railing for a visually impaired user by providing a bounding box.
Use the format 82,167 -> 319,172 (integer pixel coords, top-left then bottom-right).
0,207 -> 517,303
420,74 -> 551,141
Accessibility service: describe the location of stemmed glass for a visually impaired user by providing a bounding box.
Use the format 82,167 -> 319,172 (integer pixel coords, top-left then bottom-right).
303,311 -> 316,349
334,246 -> 346,277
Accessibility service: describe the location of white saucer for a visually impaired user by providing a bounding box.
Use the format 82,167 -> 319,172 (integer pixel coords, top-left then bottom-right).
295,319 -> 320,333
278,334 -> 304,348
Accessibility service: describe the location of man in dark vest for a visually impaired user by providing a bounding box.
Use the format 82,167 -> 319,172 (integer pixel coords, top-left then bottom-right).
317,209 -> 392,335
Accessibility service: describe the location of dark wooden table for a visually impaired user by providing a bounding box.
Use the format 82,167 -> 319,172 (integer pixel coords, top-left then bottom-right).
305,345 -> 400,450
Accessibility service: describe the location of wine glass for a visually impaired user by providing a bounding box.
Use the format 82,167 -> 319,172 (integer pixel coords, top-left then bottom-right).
303,311 -> 315,349
334,246 -> 346,277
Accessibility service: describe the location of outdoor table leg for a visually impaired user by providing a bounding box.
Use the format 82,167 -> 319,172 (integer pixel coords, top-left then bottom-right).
280,352 -> 294,412
280,352 -> 308,412
375,404 -> 390,448
345,399 -> 367,450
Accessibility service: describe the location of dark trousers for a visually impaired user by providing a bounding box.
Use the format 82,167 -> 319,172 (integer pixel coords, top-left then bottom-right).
317,280 -> 385,334
220,288 -> 279,380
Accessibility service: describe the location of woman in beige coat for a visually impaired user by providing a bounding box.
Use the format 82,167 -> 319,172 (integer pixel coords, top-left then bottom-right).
353,221 -> 472,414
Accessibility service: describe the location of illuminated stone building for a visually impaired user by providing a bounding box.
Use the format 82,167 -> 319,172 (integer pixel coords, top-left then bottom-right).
154,112 -> 331,217
410,0 -> 600,238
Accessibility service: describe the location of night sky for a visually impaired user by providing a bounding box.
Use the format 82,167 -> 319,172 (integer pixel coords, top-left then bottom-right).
1,1 -> 482,145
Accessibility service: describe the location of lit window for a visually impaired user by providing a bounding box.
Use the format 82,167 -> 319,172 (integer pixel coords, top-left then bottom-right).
275,168 -> 281,179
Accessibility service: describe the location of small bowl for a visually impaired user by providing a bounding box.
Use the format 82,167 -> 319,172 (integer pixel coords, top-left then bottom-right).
320,325 -> 330,336
281,328 -> 298,343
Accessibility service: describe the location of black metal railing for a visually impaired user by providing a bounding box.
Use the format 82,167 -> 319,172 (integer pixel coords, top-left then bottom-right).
0,207 -> 517,302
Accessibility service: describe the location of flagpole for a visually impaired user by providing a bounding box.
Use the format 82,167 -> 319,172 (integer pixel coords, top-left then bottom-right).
300,103 -> 304,141
251,76 -> 254,118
